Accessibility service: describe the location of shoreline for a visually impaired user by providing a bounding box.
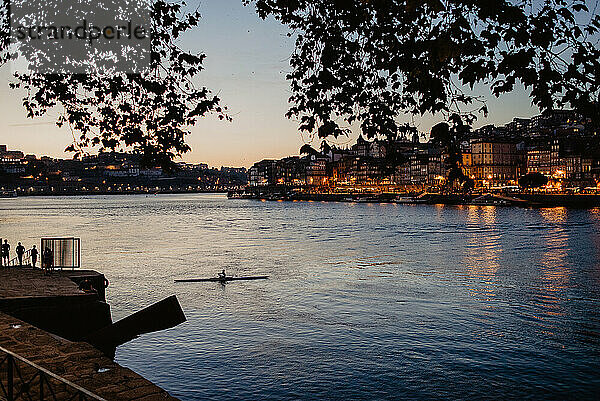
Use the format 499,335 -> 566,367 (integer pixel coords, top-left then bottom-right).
232,190 -> 600,208
0,268 -> 180,400
3,190 -> 600,208
0,189 -> 229,198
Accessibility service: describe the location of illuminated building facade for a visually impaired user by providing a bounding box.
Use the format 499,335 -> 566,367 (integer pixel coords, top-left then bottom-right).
470,139 -> 521,185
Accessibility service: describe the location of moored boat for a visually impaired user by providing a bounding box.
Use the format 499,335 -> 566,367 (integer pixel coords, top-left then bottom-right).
0,190 -> 17,198
470,194 -> 510,206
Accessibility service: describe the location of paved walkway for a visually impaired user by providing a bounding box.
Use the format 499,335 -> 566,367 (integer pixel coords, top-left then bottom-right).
0,268 -> 84,299
0,311 -> 178,400
0,268 -> 181,400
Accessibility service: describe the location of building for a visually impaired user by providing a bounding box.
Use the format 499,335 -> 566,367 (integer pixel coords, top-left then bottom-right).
352,135 -> 370,157
275,157 -> 306,186
248,159 -> 277,186
409,149 -> 429,185
471,138 -> 521,185
0,145 -> 26,175
369,140 -> 387,159
104,164 -> 140,178
394,162 -> 411,185
0,146 -> 24,162
305,156 -> 328,186
505,117 -> 531,133
332,155 -> 383,186
238,109 -> 597,192
461,149 -> 472,179
221,167 -> 246,175
427,147 -> 446,184
526,147 -> 552,176
331,156 -> 354,184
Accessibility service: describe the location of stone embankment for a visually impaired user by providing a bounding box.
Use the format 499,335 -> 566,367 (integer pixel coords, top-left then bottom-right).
0,268 -> 179,400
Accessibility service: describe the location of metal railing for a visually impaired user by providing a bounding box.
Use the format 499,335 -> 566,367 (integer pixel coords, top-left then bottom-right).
0,346 -> 106,401
5,250 -> 33,268
40,239 -> 81,270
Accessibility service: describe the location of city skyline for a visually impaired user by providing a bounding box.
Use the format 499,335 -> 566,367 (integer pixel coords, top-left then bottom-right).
0,0 -> 540,168
3,108 -> 595,201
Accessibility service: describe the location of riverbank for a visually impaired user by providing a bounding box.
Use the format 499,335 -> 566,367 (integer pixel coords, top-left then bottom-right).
6,190 -> 600,208
0,268 -> 180,400
232,188 -> 600,207
0,311 -> 178,400
0,189 -> 232,198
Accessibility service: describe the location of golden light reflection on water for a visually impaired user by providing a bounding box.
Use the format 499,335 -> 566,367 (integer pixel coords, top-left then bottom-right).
461,206 -> 576,339
589,207 -> 600,222
531,208 -> 571,327
464,206 -> 501,304
540,207 -> 568,224
434,203 -> 445,219
588,208 -> 600,286
539,208 -> 570,288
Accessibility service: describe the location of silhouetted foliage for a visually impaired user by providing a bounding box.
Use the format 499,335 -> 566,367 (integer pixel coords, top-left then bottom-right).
519,172 -> 549,189
380,145 -> 408,176
1,0 -> 229,169
462,177 -> 475,193
3,0 -> 599,168
429,119 -> 471,187
320,140 -> 331,155
246,0 -> 600,138
0,1 -> 9,66
299,144 -> 320,156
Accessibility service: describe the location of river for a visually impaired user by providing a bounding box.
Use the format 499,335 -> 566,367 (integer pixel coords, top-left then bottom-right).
1,194 -> 599,400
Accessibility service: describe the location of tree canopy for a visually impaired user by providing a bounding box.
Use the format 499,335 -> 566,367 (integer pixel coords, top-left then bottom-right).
246,0 -> 600,140
1,0 -> 228,168
519,172 -> 549,188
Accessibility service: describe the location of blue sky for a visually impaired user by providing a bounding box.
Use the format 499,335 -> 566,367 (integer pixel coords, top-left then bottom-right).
0,0 -> 540,167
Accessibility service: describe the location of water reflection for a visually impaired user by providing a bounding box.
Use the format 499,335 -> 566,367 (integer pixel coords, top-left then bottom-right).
540,207 -> 568,223
589,209 -> 600,286
464,206 -> 501,304
531,208 -> 571,333
539,208 -> 570,293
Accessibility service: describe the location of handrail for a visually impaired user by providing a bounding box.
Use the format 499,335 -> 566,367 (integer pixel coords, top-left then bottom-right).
0,345 -> 106,401
6,249 -> 32,268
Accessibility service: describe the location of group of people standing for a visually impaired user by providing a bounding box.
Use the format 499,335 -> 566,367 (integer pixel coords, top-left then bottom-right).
1,240 -> 54,272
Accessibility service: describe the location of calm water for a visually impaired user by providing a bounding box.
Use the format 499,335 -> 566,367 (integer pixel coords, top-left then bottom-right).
1,194 -> 600,400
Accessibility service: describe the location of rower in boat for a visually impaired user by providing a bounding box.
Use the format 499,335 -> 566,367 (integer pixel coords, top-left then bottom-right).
175,275 -> 269,283
218,269 -> 226,279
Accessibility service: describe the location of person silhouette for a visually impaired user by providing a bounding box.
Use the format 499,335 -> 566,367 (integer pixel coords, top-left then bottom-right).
218,269 -> 226,279
1,240 -> 10,267
15,242 -> 25,267
43,247 -> 54,275
31,245 -> 38,268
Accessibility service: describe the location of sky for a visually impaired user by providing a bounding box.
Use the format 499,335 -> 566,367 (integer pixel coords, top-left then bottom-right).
0,0 -> 540,168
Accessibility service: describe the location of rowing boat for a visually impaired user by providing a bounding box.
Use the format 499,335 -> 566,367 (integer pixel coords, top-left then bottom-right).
174,276 -> 269,283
